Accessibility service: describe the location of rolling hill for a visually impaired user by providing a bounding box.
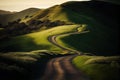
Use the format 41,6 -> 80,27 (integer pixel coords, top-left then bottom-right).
0,0 -> 119,55
0,8 -> 40,25
26,1 -> 119,27
0,10 -> 15,15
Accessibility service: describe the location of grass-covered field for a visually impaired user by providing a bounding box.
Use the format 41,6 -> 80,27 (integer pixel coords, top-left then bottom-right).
72,56 -> 120,80
0,25 -> 80,53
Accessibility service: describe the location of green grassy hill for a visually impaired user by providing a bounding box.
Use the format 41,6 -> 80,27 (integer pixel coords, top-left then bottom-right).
25,5 -> 73,24
27,1 -> 119,27
26,5 -> 96,25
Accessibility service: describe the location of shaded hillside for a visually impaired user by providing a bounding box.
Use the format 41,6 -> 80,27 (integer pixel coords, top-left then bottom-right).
0,8 -> 40,25
61,1 -> 120,27
0,10 -> 15,15
97,0 -> 120,5
26,5 -> 73,24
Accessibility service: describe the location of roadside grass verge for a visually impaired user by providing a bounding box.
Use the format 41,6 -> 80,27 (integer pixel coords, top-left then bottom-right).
72,56 -> 120,80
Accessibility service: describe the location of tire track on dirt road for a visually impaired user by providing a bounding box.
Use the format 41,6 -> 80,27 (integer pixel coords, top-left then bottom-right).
41,55 -> 89,80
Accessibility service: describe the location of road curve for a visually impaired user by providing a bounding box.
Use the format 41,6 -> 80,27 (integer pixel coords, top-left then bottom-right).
41,55 -> 89,80
48,26 -> 89,54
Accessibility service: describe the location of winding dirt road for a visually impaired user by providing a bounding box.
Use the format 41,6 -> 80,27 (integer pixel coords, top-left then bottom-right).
40,26 -> 90,80
41,55 -> 89,80
48,26 -> 89,54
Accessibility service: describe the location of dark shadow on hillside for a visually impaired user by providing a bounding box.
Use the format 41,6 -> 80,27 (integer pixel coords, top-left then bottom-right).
61,30 -> 119,56
61,1 -> 120,29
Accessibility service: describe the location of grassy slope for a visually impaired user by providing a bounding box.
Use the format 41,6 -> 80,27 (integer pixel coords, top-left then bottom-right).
72,56 -> 120,80
0,25 -> 79,53
26,5 -> 88,24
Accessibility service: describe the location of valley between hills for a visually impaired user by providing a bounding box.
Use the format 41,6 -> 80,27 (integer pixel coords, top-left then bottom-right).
0,0 -> 120,80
